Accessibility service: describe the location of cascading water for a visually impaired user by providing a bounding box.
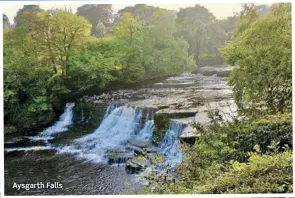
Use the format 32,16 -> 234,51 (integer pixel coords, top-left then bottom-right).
58,104 -> 155,164
158,120 -> 185,168
24,102 -> 185,169
5,103 -> 75,152
29,103 -> 75,142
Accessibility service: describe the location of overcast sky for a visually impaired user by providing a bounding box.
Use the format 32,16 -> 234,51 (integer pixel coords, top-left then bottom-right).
4,3 -> 246,22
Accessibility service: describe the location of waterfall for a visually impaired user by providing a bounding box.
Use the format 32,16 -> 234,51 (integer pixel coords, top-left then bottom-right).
58,104 -> 155,164
29,103 -> 75,142
137,111 -> 154,141
158,120 -> 185,168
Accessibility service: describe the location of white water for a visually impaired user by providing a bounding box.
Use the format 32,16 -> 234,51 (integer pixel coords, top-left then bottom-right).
29,103 -> 75,142
4,146 -> 55,152
22,102 -> 184,168
58,105 -> 155,163
158,121 -> 185,168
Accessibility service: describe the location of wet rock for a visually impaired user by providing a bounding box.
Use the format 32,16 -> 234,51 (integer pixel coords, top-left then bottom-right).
157,105 -> 169,110
146,153 -> 157,164
180,125 -> 199,145
126,158 -> 150,174
107,152 -> 134,164
133,146 -> 144,155
128,138 -> 151,148
155,109 -> 198,118
145,146 -> 158,153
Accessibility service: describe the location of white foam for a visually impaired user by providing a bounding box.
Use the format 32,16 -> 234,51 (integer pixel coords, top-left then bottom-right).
58,105 -> 155,163
5,146 -> 55,152
30,103 -> 75,142
158,121 -> 185,168
40,103 -> 75,136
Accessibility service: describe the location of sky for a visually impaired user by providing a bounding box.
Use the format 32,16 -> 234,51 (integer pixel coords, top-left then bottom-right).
4,3 -> 245,22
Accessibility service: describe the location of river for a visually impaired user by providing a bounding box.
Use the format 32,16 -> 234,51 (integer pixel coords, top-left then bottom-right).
4,66 -> 236,195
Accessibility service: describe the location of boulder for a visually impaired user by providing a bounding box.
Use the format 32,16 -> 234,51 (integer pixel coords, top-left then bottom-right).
126,158 -> 151,174
128,138 -> 151,148
180,125 -> 199,145
107,152 -> 134,164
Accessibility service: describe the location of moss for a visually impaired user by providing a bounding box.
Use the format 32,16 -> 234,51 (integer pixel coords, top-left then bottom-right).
137,155 -> 147,161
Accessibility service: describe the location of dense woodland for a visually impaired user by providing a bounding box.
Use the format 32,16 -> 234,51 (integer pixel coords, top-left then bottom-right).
4,4 -> 236,132
4,3 -> 292,194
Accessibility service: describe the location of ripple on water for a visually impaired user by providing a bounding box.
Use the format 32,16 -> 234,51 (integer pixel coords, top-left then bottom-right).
5,150 -> 137,195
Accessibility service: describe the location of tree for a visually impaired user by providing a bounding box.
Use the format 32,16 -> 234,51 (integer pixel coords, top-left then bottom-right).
176,5 -> 227,66
113,13 -> 144,45
14,5 -> 43,25
77,4 -> 113,36
220,3 -> 291,114
150,9 -> 177,35
118,4 -> 160,25
36,10 -> 92,75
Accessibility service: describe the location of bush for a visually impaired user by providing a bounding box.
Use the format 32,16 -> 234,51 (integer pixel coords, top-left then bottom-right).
195,151 -> 293,193
140,113 -> 293,194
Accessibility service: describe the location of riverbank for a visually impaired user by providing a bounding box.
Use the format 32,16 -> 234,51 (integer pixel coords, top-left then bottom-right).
5,67 -> 235,195
139,112 -> 293,194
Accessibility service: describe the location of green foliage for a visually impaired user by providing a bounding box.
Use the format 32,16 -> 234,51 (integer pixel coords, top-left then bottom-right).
113,13 -> 144,44
4,8 -> 92,131
220,3 -> 292,114
118,4 -> 161,25
4,5 -> 197,133
140,113 -> 292,194
195,151 -> 292,193
176,5 -> 230,66
67,38 -> 120,94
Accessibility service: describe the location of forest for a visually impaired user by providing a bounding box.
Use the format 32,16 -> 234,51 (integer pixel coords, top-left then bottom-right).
3,3 -> 292,194
3,4 -> 237,132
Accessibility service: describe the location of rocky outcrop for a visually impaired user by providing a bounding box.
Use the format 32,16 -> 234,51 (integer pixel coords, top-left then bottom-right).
125,140 -> 161,174
126,158 -> 151,174
180,125 -> 199,144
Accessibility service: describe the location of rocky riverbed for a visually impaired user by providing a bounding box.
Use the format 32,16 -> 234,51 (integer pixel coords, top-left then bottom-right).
4,65 -> 237,195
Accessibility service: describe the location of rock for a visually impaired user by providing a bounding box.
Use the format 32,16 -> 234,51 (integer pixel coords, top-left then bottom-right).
128,138 -> 151,148
155,109 -> 198,118
146,153 -> 157,164
133,146 -> 144,155
140,167 -> 154,178
126,144 -> 144,155
145,146 -> 158,153
180,125 -> 199,145
157,105 -> 169,110
126,158 -> 150,174
107,152 -> 134,164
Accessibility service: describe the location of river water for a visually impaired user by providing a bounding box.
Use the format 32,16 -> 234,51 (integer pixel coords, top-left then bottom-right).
4,67 -> 236,195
